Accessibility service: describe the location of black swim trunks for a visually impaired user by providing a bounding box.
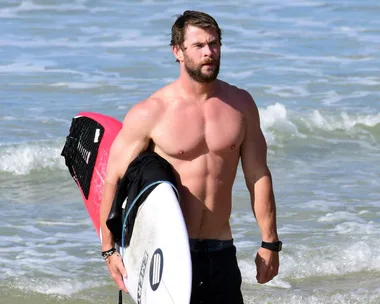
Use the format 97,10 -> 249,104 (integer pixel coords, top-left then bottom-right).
189,239 -> 244,304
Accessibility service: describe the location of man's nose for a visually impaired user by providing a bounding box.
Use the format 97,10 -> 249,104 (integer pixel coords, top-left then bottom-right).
202,44 -> 212,56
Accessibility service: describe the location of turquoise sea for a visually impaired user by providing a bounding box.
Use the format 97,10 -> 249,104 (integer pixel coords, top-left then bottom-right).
1,0 -> 379,303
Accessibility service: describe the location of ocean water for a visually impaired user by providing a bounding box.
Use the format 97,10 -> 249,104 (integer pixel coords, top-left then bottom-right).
1,0 -> 379,303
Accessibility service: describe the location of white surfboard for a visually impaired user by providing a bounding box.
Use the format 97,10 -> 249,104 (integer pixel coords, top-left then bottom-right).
61,112 -> 192,304
122,182 -> 192,303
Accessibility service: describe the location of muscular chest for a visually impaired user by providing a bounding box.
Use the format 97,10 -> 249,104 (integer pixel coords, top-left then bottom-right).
152,100 -> 245,158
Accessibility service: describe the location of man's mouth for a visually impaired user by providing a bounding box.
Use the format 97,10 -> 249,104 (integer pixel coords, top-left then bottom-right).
202,59 -> 215,66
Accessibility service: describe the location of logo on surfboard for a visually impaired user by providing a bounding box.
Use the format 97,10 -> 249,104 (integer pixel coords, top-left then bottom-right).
77,141 -> 91,164
137,251 -> 149,304
149,248 -> 164,291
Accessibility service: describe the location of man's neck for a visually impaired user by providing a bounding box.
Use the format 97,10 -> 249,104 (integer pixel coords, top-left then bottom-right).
178,73 -> 219,101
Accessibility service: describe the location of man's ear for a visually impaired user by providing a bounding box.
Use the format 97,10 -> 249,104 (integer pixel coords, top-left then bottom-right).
172,45 -> 184,62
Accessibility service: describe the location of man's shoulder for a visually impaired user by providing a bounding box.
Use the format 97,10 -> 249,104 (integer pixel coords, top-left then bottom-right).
130,82 -> 176,112
150,82 -> 179,101
127,81 -> 181,116
219,80 -> 256,109
123,96 -> 166,128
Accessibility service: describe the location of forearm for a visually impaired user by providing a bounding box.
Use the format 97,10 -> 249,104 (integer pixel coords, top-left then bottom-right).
251,172 -> 278,242
100,181 -> 117,251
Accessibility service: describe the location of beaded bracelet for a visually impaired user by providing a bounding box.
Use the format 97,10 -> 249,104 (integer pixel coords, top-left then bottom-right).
101,248 -> 117,261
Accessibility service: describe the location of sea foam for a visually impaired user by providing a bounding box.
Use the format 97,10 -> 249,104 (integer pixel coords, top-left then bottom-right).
0,141 -> 66,175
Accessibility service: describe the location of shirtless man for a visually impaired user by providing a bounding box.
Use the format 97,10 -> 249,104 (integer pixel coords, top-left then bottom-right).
99,10 -> 281,303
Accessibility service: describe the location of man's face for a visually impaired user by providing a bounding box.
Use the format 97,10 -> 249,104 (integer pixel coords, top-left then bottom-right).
181,26 -> 221,83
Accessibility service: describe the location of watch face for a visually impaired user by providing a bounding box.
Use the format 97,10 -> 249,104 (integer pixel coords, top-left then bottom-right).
277,241 -> 282,251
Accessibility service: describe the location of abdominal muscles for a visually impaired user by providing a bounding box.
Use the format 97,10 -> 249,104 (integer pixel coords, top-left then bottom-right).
168,151 -> 240,240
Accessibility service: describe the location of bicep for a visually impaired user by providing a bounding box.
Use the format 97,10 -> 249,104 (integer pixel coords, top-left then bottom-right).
105,104 -> 154,184
240,96 -> 269,187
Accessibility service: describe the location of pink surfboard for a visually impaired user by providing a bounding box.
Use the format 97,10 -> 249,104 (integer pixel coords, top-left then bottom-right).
62,112 -> 122,237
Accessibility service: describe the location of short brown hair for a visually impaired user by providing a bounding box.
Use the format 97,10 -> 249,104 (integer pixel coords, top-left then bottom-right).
170,10 -> 222,48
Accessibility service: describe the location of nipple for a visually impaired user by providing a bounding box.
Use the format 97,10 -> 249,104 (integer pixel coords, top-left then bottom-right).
179,150 -> 184,155
231,144 -> 236,150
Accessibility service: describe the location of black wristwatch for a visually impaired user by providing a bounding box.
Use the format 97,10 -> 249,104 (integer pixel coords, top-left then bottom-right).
261,240 -> 282,252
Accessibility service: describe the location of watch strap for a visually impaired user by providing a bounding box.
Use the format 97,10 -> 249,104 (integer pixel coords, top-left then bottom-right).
261,240 -> 282,252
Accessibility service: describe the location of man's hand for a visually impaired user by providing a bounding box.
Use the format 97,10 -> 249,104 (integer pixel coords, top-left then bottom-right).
255,247 -> 279,284
106,252 -> 128,292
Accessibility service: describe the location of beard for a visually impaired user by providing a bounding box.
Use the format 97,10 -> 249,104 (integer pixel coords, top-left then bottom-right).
184,55 -> 220,83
